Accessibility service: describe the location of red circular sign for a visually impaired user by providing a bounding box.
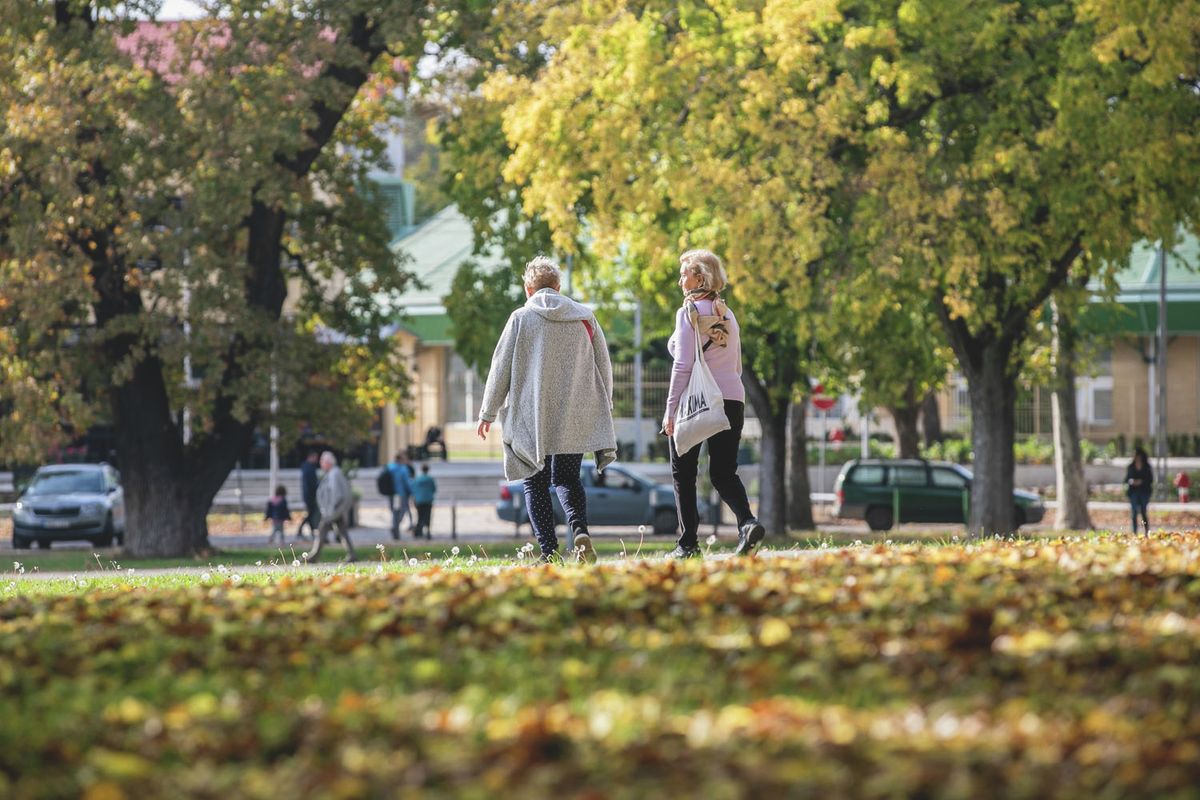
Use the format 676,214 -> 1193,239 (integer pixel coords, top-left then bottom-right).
812,396 -> 836,411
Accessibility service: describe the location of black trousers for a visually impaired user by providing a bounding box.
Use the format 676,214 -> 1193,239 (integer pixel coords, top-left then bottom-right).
670,400 -> 754,549
414,502 -> 433,538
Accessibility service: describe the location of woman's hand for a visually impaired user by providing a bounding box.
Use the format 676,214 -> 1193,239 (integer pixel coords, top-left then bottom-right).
663,418 -> 675,436
476,420 -> 491,440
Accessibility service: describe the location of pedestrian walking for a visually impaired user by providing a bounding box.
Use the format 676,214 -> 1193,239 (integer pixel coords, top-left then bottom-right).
1126,447 -> 1153,535
297,451 -> 320,540
305,451 -> 357,562
264,485 -> 291,546
410,464 -> 437,539
662,249 -> 764,559
387,452 -> 415,539
476,256 -> 616,563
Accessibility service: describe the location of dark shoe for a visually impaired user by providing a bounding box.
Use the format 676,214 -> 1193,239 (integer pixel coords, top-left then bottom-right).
666,545 -> 701,560
539,550 -> 563,564
734,520 -> 766,557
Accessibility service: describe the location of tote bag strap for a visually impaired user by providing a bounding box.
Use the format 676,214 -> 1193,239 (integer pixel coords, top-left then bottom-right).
684,300 -> 704,365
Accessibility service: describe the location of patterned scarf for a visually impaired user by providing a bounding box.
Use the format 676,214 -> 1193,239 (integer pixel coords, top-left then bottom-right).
684,290 -> 731,349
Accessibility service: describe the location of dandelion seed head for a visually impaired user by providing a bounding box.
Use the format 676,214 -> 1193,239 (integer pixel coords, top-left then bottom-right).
706,535 -> 718,546
451,546 -> 460,556
292,559 -> 301,567
255,560 -> 263,567
408,558 -> 419,567
201,571 -> 212,581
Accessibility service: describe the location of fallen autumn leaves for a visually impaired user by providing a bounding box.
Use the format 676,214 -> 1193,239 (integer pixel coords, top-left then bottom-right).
2,533 -> 1199,798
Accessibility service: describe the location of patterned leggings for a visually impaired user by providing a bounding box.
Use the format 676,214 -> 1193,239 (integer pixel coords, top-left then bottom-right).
523,453 -> 588,555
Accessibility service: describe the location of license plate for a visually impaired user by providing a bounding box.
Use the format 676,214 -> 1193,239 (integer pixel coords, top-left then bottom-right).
44,519 -> 71,529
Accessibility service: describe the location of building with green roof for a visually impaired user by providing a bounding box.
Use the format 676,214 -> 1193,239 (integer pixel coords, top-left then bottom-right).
1078,231 -> 1200,444
934,232 -> 1200,448
380,204 -> 511,460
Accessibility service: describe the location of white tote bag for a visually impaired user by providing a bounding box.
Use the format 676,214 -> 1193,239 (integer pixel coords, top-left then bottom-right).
672,302 -> 731,453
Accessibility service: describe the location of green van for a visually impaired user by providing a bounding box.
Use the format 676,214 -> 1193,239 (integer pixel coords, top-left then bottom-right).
832,459 -> 1046,531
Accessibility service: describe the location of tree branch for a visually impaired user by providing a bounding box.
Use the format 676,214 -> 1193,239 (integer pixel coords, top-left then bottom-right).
999,233 -> 1083,344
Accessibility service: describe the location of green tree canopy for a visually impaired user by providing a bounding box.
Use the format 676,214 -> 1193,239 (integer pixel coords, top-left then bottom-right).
0,1 -> 492,555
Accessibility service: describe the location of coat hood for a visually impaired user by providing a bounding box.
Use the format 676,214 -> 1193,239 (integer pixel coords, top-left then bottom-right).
524,289 -> 594,322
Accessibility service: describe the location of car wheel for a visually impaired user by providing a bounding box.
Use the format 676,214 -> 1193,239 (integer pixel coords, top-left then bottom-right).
1013,505 -> 1026,529
865,506 -> 894,532
652,508 -> 678,536
12,532 -> 31,550
93,515 -> 115,548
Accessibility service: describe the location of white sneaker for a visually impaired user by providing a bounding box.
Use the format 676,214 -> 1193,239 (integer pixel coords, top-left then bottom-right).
574,533 -> 597,564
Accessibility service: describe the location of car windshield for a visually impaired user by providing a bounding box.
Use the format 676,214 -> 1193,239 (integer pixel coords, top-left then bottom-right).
26,471 -> 104,496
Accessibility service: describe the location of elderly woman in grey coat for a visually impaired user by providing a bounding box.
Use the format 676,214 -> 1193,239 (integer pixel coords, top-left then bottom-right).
306,451 -> 357,563
477,257 -> 616,563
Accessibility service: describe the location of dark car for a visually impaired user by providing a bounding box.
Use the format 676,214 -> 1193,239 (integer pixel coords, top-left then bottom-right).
833,458 -> 1045,531
496,462 -> 709,535
11,463 -> 126,549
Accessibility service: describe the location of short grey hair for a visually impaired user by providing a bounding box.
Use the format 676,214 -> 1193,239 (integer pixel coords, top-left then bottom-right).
523,256 -> 562,292
680,249 -> 727,294
320,451 -> 337,467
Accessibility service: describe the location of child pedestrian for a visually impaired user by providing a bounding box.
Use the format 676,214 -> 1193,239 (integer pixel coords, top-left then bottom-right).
265,484 -> 291,545
410,464 -> 437,539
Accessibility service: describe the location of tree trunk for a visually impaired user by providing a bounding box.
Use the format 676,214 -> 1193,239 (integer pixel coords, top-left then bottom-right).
744,366 -> 787,537
961,346 -> 1018,536
921,390 -> 942,446
59,9 -> 385,558
108,349 -> 253,557
787,400 -> 815,530
1051,300 -> 1092,530
888,402 -> 922,459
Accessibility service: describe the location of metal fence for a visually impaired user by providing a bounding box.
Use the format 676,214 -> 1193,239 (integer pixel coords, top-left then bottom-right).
944,379 -> 1056,439
612,362 -> 673,419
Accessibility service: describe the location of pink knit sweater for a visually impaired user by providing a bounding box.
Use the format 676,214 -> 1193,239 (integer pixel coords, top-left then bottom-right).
664,298 -> 745,425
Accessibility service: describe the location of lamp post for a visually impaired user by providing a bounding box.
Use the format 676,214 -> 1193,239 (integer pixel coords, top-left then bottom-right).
1156,242 -> 1168,495
633,298 -> 644,461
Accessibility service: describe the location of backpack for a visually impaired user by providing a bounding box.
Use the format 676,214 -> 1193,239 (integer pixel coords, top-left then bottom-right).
376,467 -> 394,496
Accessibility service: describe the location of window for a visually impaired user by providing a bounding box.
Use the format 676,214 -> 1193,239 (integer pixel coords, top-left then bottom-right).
597,469 -> 639,491
931,468 -> 968,489
446,353 -> 482,423
1091,387 -> 1114,424
1083,349 -> 1113,425
890,465 -> 928,486
848,465 -> 885,485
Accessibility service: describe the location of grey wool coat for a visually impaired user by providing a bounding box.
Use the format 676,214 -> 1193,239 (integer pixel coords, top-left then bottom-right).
317,466 -> 352,521
480,289 -> 617,481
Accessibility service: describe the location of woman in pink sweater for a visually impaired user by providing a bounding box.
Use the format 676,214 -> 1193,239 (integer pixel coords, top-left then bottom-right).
662,249 -> 765,559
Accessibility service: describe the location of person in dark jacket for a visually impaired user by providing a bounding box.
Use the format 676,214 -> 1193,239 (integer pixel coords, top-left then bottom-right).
264,485 -> 291,545
298,451 -> 320,540
1126,447 -> 1153,535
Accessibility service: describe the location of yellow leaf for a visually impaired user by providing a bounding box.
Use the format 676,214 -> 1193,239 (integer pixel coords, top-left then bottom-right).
759,617 -> 791,646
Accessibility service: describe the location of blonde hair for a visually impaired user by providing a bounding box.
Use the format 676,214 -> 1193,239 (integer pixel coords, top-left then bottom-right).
680,249 -> 727,294
523,256 -> 562,292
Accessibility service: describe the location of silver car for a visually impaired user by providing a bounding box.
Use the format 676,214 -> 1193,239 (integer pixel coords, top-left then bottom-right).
495,462 -> 710,535
11,464 -> 126,549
